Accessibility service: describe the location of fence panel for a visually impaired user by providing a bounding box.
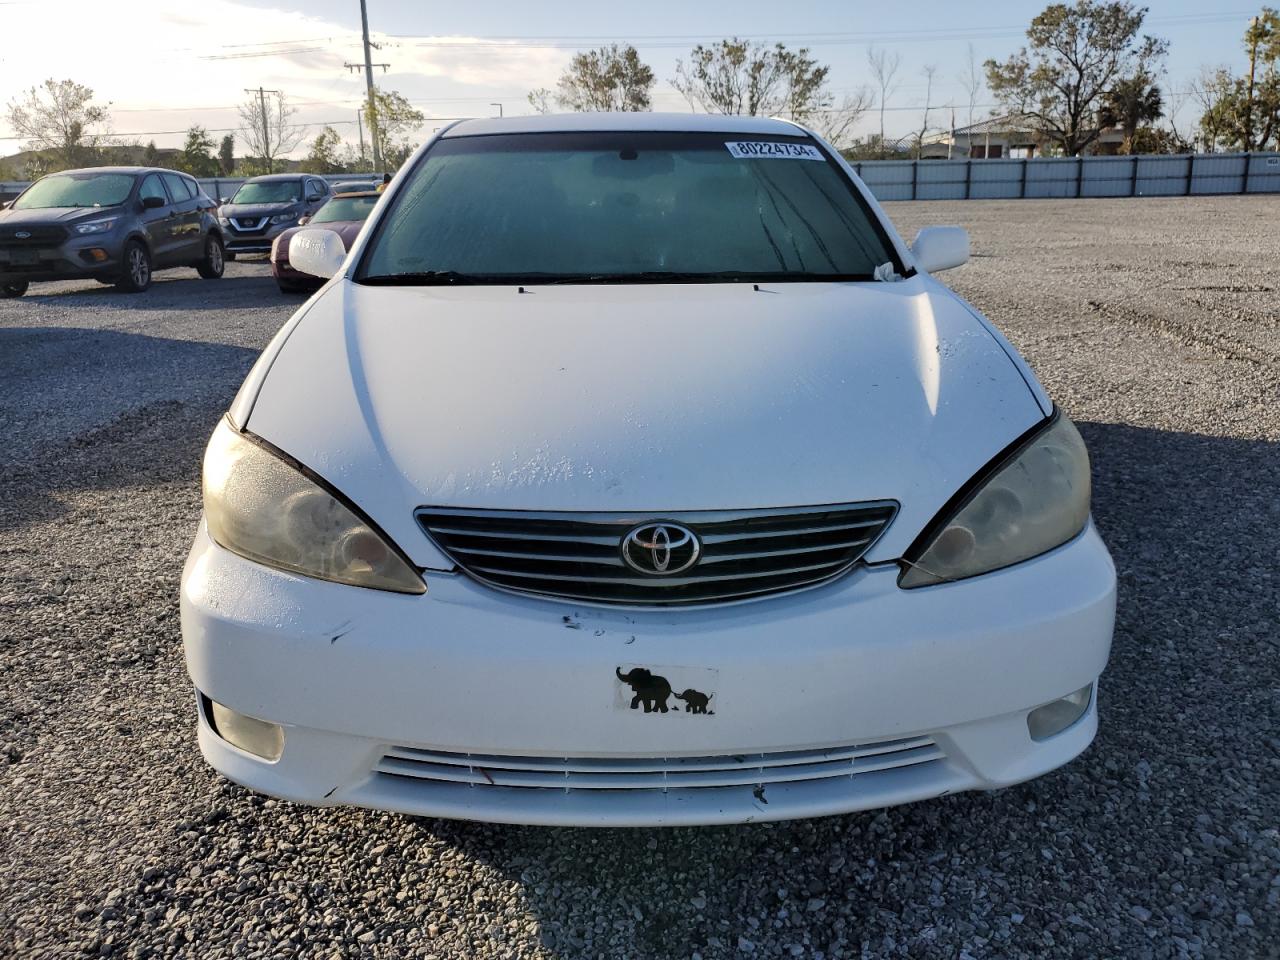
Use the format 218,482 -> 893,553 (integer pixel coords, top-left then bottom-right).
969,160 -> 1023,199
855,151 -> 1280,201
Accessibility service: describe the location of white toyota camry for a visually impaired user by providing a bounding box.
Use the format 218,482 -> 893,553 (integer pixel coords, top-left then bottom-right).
181,113 -> 1115,827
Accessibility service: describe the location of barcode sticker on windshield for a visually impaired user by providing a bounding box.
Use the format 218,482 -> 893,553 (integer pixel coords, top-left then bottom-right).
725,141 -> 825,161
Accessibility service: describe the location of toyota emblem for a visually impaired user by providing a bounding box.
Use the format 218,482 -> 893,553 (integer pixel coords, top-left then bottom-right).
621,522 -> 701,576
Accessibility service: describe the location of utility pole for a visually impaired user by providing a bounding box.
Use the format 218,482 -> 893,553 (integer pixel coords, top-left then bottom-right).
1245,15 -> 1261,152
244,87 -> 282,173
355,0 -> 384,172
490,102 -> 504,118
356,109 -> 367,170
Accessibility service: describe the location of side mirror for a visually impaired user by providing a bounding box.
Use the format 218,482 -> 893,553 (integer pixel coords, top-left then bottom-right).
219,197 -> 230,204
141,195 -> 167,210
297,214 -> 311,226
911,226 -> 969,273
289,229 -> 346,280
307,194 -> 323,203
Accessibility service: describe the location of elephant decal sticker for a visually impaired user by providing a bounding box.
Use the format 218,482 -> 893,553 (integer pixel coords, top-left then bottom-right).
673,688 -> 714,714
615,666 -> 715,716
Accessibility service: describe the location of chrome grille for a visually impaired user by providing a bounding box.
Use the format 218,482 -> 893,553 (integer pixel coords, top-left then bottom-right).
374,736 -> 944,792
416,503 -> 896,605
230,217 -> 268,233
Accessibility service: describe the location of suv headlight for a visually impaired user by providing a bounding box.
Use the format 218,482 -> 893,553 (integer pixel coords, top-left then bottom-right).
900,413 -> 1090,588
202,418 -> 425,594
74,218 -> 117,235
270,212 -> 297,225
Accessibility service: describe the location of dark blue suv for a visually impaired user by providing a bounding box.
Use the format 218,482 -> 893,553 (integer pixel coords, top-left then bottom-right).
0,167 -> 226,297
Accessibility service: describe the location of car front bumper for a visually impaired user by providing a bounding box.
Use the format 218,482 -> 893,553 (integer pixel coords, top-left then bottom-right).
0,236 -> 124,282
224,221 -> 293,255
181,521 -> 1116,827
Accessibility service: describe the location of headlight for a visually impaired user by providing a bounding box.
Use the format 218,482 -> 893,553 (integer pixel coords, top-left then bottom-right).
74,218 -> 117,235
270,212 -> 297,225
202,418 -> 425,594
899,413 -> 1090,588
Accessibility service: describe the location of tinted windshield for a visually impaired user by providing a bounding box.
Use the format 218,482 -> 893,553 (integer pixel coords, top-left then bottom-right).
357,132 -> 899,284
312,195 -> 378,223
230,180 -> 301,204
13,172 -> 134,210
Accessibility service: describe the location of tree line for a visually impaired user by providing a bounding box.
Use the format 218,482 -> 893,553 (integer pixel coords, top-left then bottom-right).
3,2 -> 1278,180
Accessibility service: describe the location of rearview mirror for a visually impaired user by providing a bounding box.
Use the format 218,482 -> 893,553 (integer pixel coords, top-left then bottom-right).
141,196 -> 166,210
911,226 -> 969,273
289,229 -> 346,280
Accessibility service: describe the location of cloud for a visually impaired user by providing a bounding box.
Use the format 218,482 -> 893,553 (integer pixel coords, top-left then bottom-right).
0,0 -> 568,155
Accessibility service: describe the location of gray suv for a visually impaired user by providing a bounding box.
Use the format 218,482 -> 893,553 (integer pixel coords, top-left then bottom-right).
217,174 -> 332,258
0,167 -> 225,297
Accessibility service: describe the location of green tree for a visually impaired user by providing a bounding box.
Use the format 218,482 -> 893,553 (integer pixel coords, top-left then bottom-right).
175,125 -> 219,176
304,126 -> 347,173
673,39 -> 827,119
1100,71 -> 1164,152
5,79 -> 112,171
218,134 -> 235,175
551,45 -> 654,111
142,140 -> 160,167
986,2 -> 1168,155
1196,9 -> 1280,151
364,89 -> 425,171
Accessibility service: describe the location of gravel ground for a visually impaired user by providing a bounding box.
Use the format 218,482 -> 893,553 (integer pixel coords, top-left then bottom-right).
2,199 -> 1278,959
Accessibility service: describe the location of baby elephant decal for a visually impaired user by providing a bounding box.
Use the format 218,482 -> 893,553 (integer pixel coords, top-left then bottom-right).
615,666 -> 673,713
673,688 -> 714,714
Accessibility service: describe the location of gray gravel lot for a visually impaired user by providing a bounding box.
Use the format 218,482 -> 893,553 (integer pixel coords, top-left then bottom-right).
2,199 -> 1278,959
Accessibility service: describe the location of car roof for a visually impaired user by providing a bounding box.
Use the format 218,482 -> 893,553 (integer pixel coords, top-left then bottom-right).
330,190 -> 379,198
441,112 -> 809,139
44,166 -> 192,177
245,173 -> 307,181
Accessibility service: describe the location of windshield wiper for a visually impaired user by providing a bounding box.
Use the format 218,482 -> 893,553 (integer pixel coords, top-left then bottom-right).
541,270 -> 875,284
358,270 -> 494,286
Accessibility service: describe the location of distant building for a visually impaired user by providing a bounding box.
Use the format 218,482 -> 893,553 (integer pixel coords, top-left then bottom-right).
926,114 -> 1126,159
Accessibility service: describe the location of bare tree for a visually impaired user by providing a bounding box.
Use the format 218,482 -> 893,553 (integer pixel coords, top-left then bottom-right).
237,89 -> 306,175
1188,66 -> 1234,151
958,42 -> 984,133
6,79 -> 112,171
913,64 -> 938,158
867,46 -> 902,156
808,89 -> 875,149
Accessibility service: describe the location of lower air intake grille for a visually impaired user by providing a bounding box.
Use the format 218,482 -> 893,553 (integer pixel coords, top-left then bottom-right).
416,502 -> 896,605
374,736 -> 944,792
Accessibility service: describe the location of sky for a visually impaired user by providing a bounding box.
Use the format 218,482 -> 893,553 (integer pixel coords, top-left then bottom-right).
0,0 -> 1263,162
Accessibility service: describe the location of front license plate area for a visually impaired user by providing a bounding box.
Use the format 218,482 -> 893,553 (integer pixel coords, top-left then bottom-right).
9,249 -> 38,266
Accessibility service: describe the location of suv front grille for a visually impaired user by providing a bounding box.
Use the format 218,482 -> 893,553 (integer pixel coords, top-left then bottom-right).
416,503 -> 896,606
0,224 -> 67,247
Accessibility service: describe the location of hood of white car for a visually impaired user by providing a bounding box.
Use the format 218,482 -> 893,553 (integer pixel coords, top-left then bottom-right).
246,277 -> 1046,566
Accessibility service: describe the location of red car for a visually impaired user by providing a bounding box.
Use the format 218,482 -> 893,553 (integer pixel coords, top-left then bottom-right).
270,191 -> 379,293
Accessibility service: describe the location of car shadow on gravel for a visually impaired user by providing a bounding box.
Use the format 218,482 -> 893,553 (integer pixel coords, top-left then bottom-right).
375,420 -> 1279,957
0,328 -> 258,532
12,273 -> 283,311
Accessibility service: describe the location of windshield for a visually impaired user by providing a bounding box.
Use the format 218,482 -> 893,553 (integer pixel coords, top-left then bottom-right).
13,172 -> 134,210
357,132 -> 899,284
230,180 -> 301,204
312,195 -> 378,223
